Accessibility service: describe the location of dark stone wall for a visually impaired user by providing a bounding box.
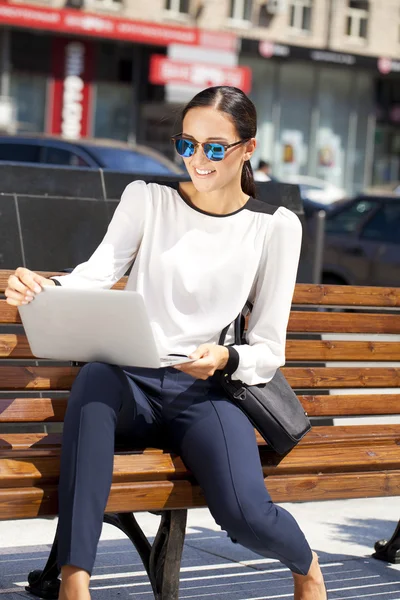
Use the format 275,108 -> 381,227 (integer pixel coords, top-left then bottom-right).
0,164 -> 312,281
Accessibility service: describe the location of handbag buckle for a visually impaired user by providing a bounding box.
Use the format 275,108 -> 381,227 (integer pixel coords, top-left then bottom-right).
233,387 -> 246,401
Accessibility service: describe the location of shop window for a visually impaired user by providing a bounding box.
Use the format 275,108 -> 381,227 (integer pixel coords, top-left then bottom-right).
85,0 -> 122,11
164,0 -> 190,16
288,0 -> 312,33
346,1 -> 369,41
93,82 -> 133,142
10,72 -> 46,133
228,0 -> 253,26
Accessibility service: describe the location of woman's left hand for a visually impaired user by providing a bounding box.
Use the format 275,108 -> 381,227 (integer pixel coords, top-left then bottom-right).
174,344 -> 229,380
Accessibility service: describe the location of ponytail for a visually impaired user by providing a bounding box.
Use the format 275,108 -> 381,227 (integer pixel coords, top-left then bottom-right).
241,161 -> 257,198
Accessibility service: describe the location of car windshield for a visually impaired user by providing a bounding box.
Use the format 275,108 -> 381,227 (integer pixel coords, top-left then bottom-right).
325,199 -> 379,234
84,146 -> 176,175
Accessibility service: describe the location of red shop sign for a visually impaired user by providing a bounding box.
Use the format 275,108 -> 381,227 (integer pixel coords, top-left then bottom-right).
149,55 -> 252,93
0,1 -> 237,51
49,38 -> 94,138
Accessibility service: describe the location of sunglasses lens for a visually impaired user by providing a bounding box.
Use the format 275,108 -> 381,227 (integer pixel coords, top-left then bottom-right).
204,143 -> 225,161
175,138 -> 195,158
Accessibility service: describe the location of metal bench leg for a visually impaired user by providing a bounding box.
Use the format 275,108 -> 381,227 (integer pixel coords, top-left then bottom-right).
107,510 -> 187,600
149,510 -> 188,600
373,519 -> 400,564
26,525 -> 61,599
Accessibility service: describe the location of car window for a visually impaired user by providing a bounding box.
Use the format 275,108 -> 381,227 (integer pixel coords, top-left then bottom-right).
86,147 -> 174,175
0,142 -> 40,163
325,199 -> 378,234
44,146 -> 89,167
360,203 -> 400,244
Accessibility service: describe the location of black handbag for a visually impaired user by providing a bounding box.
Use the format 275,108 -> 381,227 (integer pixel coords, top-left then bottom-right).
218,303 -> 311,455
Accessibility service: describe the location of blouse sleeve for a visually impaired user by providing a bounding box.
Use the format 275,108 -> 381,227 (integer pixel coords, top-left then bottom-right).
50,180 -> 148,289
230,206 -> 302,385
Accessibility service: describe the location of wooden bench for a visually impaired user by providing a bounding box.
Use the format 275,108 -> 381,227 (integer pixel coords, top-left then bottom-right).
0,269 -> 400,599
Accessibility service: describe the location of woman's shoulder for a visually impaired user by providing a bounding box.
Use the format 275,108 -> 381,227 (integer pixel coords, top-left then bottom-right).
121,180 -> 180,206
245,198 -> 301,226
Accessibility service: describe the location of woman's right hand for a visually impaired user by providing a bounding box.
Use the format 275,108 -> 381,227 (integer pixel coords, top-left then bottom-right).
5,267 -> 55,306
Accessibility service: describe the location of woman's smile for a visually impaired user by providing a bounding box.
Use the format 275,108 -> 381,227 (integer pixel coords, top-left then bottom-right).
194,166 -> 217,178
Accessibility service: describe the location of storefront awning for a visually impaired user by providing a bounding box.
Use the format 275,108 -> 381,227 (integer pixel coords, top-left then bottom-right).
0,1 -> 237,51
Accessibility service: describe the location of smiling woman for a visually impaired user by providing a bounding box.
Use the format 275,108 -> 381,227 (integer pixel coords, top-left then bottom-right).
5,86 -> 327,600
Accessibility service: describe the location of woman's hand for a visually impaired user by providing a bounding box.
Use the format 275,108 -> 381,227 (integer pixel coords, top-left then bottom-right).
5,267 -> 55,306
175,344 -> 229,380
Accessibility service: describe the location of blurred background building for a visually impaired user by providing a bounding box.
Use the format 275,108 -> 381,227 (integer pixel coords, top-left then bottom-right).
0,0 -> 399,195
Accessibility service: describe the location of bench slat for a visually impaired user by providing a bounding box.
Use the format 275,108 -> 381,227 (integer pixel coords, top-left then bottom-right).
288,311 -> 400,334
2,271 -> 400,307
293,284 -> 400,308
284,366 -> 400,388
0,468 -> 399,520
1,366 -> 400,390
286,340 -> 400,361
2,334 -> 400,362
1,393 -> 399,423
0,425 -> 399,453
0,366 -> 78,390
0,335 -> 32,359
0,398 -> 68,422
3,300 -> 400,334
301,393 -> 400,416
1,442 -> 399,488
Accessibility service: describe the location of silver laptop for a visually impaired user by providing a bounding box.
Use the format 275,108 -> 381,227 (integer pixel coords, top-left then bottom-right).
18,286 -> 195,369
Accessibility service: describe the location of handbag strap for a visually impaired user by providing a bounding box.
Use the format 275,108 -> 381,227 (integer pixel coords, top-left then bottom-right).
218,300 -> 254,347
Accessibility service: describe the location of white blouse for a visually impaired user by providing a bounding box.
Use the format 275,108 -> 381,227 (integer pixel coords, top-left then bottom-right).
52,181 -> 302,385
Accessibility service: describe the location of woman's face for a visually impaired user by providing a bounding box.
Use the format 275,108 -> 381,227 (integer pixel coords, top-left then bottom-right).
180,106 -> 256,194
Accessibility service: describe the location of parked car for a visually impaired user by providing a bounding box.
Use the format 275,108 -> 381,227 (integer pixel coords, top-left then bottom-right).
283,175 -> 346,205
0,135 -> 183,176
313,193 -> 400,286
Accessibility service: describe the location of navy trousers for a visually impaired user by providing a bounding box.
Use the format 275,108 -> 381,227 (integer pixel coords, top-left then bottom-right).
58,362 -> 313,576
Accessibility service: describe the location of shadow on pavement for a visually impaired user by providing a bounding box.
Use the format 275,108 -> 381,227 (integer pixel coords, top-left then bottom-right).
0,520 -> 399,600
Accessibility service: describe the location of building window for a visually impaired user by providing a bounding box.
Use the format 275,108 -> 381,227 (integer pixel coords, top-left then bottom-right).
165,0 -> 190,15
346,0 -> 369,41
288,0 -> 312,32
228,0 -> 253,26
86,0 -> 122,10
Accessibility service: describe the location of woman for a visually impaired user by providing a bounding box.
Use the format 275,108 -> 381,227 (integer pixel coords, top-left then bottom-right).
5,86 -> 327,600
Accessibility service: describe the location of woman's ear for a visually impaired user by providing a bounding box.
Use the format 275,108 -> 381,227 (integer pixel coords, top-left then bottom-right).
243,138 -> 257,162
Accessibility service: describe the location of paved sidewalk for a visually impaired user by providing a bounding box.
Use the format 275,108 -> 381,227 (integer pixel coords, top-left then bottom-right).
0,496 -> 398,599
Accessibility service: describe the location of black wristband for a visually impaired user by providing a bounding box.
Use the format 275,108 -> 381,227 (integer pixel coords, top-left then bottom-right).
50,278 -> 62,286
223,346 -> 240,377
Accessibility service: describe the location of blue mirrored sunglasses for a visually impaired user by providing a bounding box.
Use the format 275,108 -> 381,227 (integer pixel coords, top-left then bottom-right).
172,135 -> 250,162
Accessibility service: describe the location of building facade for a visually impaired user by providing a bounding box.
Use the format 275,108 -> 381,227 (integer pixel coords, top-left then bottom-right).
0,0 -> 399,192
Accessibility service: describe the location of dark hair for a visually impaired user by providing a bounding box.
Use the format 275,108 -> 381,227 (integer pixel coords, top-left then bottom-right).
258,160 -> 270,170
182,86 -> 257,198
